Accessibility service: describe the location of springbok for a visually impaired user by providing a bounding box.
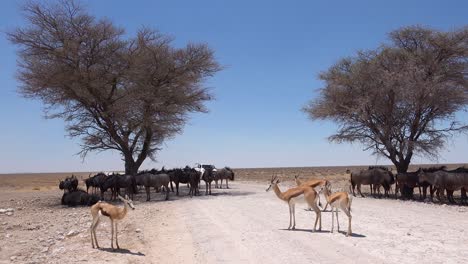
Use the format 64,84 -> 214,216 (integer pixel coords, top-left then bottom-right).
90,195 -> 135,250
266,176 -> 321,231
294,175 -> 328,210
322,182 -> 352,236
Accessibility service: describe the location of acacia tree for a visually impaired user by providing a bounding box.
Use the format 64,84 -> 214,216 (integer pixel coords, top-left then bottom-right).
9,1 -> 221,174
304,26 -> 468,173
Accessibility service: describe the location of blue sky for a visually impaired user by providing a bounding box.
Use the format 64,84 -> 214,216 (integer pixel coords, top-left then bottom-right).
0,0 -> 467,173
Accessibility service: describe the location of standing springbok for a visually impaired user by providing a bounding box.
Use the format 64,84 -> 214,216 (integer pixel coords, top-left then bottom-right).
322,182 -> 352,236
90,195 -> 135,250
294,175 -> 328,210
266,176 -> 321,231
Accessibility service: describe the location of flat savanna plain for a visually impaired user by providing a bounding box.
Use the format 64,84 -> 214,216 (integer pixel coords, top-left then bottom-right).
1,165 -> 468,264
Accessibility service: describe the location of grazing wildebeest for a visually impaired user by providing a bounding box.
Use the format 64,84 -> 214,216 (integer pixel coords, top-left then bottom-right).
167,168 -> 190,196
202,167 -> 215,195
417,166 -> 468,203
59,175 -> 78,192
62,189 -> 100,207
214,167 -> 234,189
348,167 -> 394,197
139,172 -> 170,201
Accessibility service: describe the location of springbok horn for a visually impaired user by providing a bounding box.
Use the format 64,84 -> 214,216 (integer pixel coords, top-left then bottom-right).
272,175 -> 278,182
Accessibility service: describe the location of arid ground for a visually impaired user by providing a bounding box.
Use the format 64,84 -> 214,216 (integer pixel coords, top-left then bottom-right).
1,166 -> 468,263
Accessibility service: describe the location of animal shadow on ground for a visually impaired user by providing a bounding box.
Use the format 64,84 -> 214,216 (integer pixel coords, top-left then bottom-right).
98,248 -> 145,256
278,228 -> 328,234
338,231 -> 366,237
279,228 -> 366,238
209,191 -> 256,197
303,208 -> 333,212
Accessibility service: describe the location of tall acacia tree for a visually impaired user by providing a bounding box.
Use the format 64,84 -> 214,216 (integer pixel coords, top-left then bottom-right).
304,26 -> 468,173
9,1 -> 221,174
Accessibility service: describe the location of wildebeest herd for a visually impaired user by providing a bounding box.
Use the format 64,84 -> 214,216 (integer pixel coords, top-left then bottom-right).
348,165 -> 468,204
60,175 -> 100,206
59,166 -> 235,207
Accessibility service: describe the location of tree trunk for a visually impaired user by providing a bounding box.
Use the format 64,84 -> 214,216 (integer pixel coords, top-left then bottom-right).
124,155 -> 139,176
393,159 -> 412,199
395,161 -> 409,173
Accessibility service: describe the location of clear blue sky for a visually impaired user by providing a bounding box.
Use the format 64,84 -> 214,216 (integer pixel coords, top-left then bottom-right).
0,0 -> 467,173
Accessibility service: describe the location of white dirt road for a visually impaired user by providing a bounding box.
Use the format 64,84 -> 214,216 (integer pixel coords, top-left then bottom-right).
1,181 -> 468,264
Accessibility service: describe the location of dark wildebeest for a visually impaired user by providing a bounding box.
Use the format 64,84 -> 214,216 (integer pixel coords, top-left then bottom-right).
348,167 -> 394,198
139,171 -> 170,201
61,189 -> 100,207
85,172 -> 108,194
395,171 -> 421,199
446,167 -> 468,204
202,167 -> 216,195
368,167 -> 395,197
167,168 -> 190,196
417,166 -> 468,203
59,175 -> 78,192
214,167 -> 234,189
101,173 -> 137,200
185,167 -> 201,197
85,173 -> 94,193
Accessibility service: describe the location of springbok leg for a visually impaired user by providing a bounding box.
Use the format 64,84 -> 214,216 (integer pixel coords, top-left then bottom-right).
111,219 -> 114,249
115,222 -> 120,249
336,208 -> 340,231
331,206 -> 335,233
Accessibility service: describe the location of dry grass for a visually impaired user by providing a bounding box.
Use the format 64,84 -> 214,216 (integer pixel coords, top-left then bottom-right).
0,172 -> 92,191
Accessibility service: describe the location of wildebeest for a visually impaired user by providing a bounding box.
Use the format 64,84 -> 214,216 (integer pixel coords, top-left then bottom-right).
100,173 -> 137,200
185,167 -> 201,197
214,167 -> 234,189
417,166 -> 468,203
59,175 -> 78,192
202,167 -> 215,195
446,167 -> 468,204
85,172 -> 108,195
139,171 -> 170,201
395,171 -> 420,199
167,168 -> 190,196
348,167 -> 394,197
61,189 -> 100,207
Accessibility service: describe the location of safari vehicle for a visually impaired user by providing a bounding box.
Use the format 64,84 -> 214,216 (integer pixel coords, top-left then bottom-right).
194,163 -> 217,175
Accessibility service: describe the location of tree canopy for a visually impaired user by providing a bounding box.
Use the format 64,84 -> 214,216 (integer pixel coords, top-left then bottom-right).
9,1 -> 221,174
304,25 -> 468,172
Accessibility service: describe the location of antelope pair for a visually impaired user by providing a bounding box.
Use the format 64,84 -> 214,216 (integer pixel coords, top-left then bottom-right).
267,176 -> 353,236
296,176 -> 353,236
266,175 -> 322,231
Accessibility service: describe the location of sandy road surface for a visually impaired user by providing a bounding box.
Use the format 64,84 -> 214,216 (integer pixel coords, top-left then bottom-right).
1,181 -> 468,263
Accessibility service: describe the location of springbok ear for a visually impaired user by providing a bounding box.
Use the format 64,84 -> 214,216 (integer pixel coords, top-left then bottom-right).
125,194 -> 129,200
117,195 -> 124,200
